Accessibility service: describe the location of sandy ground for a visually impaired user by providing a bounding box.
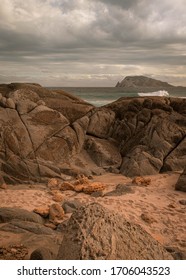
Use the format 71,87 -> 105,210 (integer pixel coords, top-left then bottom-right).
0,172 -> 186,258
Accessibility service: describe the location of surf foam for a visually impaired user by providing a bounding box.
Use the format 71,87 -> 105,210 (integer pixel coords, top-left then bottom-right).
138,90 -> 169,97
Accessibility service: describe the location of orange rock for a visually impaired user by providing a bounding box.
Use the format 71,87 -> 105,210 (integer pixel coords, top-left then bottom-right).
83,182 -> 106,194
132,176 -> 151,186
33,206 -> 50,218
49,203 -> 65,225
73,184 -> 84,192
60,181 -> 74,191
74,175 -> 90,185
52,192 -> 64,202
47,178 -> 59,189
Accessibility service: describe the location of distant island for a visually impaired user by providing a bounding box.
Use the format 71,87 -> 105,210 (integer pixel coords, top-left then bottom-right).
116,75 -> 186,94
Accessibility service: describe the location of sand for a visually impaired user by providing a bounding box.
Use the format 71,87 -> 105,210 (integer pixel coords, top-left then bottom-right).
0,172 -> 186,258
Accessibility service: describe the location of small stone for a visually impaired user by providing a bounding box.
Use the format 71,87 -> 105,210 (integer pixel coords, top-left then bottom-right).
10,248 -> 17,253
83,182 -> 105,194
49,203 -> 65,225
74,175 -> 90,185
52,192 -> 64,202
60,182 -> 74,191
132,176 -> 151,186
179,200 -> 186,206
62,200 -> 83,214
91,191 -> 103,197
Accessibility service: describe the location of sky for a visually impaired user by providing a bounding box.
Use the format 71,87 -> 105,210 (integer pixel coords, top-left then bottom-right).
0,0 -> 186,87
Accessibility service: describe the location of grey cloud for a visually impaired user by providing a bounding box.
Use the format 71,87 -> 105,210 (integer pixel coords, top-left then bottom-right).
95,0 -> 140,9
0,0 -> 186,86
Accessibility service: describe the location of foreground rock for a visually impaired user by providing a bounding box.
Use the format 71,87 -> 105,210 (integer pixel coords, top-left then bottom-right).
175,168 -> 186,192
57,203 -> 173,260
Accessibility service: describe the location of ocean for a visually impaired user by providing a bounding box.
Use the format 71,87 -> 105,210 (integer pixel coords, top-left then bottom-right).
49,87 -> 186,107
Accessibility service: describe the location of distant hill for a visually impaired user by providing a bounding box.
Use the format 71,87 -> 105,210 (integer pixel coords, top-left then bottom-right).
116,76 -> 186,94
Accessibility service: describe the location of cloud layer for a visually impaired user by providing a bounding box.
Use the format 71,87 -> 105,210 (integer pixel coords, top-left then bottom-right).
0,0 -> 186,86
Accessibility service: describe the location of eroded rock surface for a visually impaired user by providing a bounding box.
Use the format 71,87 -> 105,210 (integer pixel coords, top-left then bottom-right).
57,203 -> 173,260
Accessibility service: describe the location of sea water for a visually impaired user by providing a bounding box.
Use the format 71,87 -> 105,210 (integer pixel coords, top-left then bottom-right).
49,87 -> 186,107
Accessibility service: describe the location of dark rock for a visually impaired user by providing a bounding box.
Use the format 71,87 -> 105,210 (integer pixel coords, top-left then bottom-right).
106,166 -> 120,174
62,200 -> 83,214
106,97 -> 186,177
175,168 -> 186,192
165,246 -> 186,260
0,220 -> 54,235
30,247 -> 54,260
0,207 -> 44,224
104,184 -> 135,196
90,191 -> 103,197
56,219 -> 70,232
57,203 -> 173,260
179,200 -> 186,205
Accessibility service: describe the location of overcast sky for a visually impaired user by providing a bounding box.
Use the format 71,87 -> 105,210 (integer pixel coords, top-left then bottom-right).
0,0 -> 186,86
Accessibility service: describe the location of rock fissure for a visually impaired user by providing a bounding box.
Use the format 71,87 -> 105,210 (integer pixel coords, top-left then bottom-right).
17,112 -> 42,180
26,123 -> 70,158
160,134 -> 186,172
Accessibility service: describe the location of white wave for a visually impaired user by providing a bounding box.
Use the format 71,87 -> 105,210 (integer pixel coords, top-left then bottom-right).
85,99 -> 115,106
138,90 -> 169,97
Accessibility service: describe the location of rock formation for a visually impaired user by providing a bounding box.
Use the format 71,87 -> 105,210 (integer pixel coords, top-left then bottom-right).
115,75 -> 186,94
0,82 -> 185,183
57,203 -> 173,260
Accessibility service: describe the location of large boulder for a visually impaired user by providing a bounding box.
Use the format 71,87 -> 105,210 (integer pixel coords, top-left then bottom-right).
57,203 -> 173,260
106,97 -> 186,176
0,83 -> 93,183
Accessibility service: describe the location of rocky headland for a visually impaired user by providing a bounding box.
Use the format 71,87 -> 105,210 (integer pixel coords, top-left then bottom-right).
116,75 -> 186,94
0,82 -> 185,260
